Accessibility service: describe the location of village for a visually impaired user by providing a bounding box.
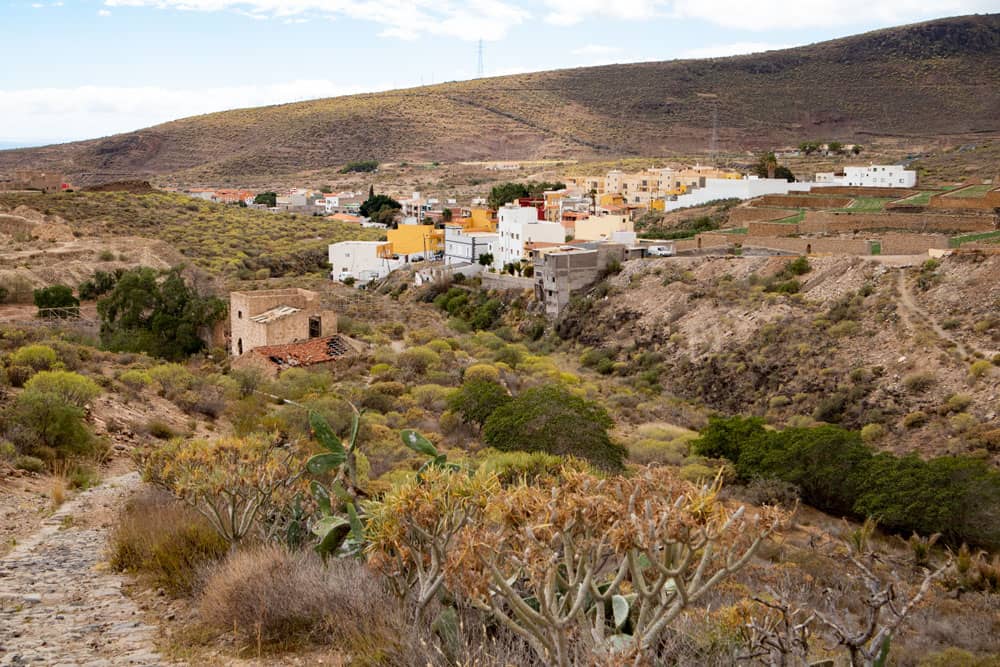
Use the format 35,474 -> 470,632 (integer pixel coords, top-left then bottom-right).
163,160 -> 999,321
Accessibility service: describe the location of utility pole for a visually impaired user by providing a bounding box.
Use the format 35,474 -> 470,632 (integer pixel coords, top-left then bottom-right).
477,39 -> 484,77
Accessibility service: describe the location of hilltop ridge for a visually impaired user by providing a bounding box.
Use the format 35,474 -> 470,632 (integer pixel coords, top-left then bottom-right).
1,13 -> 998,184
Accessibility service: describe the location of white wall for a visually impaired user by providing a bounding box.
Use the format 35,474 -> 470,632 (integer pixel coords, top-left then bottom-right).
328,241 -> 399,279
493,206 -> 564,269
664,177 -> 815,211
843,166 -> 916,188
444,226 -> 497,266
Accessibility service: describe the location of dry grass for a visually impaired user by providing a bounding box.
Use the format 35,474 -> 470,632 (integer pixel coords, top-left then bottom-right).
199,545 -> 404,652
108,488 -> 228,596
49,476 -> 66,509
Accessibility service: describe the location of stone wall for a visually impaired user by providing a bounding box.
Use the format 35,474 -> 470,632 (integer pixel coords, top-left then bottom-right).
741,236 -> 870,255
879,232 -> 950,254
747,221 -> 801,237
756,194 -> 853,209
728,207 -> 791,225
799,211 -> 993,234
480,273 -> 535,290
810,186 -> 922,198
928,187 -> 1000,211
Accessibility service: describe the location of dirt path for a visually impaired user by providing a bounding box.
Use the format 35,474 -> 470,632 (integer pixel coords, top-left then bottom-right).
0,472 -> 173,666
896,270 -> 974,360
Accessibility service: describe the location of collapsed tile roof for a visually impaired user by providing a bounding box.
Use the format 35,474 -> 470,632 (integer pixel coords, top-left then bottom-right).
251,335 -> 354,368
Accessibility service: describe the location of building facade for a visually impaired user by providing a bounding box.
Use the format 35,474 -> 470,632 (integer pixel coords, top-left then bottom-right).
229,288 -> 337,357
492,205 -> 565,270
443,225 -> 498,266
328,241 -> 400,281
814,165 -> 917,188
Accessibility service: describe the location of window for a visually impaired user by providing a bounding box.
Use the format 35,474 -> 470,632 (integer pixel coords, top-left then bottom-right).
237,310 -> 243,319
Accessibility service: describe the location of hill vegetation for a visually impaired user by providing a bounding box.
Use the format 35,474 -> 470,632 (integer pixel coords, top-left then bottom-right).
1,14 -> 998,184
0,191 -> 383,279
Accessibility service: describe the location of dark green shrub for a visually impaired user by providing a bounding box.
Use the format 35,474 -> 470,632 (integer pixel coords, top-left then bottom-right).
447,378 -> 512,429
483,384 -> 625,471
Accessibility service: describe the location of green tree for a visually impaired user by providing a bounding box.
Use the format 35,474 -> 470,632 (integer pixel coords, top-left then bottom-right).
447,378 -> 511,429
798,141 -> 821,155
827,141 -> 844,154
253,191 -> 277,207
483,384 -> 625,471
33,284 -> 79,316
359,194 -> 401,220
691,415 -> 767,463
338,160 -> 379,174
97,267 -> 226,361
488,182 -> 529,209
852,144 -> 863,156
441,207 -> 453,223
477,253 -> 493,267
753,153 -> 795,182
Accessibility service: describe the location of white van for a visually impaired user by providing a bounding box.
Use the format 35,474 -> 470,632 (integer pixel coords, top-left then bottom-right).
647,245 -> 675,257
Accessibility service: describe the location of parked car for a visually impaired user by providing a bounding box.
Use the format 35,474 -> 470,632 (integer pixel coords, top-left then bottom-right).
647,245 -> 675,257
336,271 -> 355,282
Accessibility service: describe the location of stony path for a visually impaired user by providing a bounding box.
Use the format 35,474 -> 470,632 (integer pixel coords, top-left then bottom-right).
0,473 -> 172,666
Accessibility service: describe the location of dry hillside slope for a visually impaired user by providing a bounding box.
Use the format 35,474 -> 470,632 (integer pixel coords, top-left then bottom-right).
1,14 -> 998,184
558,253 -> 1000,461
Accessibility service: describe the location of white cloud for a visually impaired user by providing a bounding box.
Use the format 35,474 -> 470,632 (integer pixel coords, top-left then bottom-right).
679,41 -> 794,58
571,44 -> 622,56
541,0 -> 996,30
30,3 -> 43,7
0,80 -> 391,143
544,0 -> 665,25
668,0 -> 999,31
97,8 -> 112,15
103,0 -> 530,41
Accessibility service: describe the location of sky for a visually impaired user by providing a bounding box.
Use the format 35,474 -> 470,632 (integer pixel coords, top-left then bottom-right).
1,0 -> 996,146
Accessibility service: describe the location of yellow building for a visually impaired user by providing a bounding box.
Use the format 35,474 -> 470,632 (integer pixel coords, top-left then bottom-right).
383,225 -> 443,257
467,207 -> 497,231
574,215 -> 634,242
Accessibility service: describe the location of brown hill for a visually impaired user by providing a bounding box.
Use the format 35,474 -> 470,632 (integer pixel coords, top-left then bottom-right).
1,13 -> 998,185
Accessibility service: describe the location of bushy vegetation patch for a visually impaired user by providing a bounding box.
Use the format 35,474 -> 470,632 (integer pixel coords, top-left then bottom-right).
693,416 -> 1000,547
482,384 -> 626,471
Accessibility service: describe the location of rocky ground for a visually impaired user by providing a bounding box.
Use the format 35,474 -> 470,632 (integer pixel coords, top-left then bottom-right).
0,473 -> 172,666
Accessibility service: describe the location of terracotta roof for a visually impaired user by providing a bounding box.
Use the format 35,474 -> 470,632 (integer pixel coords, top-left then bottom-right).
328,213 -> 363,223
251,335 -> 354,368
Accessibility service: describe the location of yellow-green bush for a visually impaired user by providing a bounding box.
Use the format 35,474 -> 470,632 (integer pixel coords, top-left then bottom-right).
10,344 -> 58,371
119,369 -> 152,391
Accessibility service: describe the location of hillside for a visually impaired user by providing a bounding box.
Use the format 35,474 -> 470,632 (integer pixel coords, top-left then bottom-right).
2,14 -> 999,185
555,253 -> 1000,463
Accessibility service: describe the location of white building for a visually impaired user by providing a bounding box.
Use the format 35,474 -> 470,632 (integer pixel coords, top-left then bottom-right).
492,205 -> 565,270
328,241 -> 401,283
444,225 -> 498,266
815,165 -> 916,188
664,177 -> 815,211
276,189 -> 308,208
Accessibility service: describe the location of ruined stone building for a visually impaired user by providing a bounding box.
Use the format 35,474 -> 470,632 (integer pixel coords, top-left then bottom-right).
229,288 -> 337,357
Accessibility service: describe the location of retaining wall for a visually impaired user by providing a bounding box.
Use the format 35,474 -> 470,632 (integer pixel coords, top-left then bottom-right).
799,211 -> 993,234
747,221 -> 801,237
928,187 -> 1000,211
729,207 -> 794,224
756,194 -> 853,209
810,186 -> 922,198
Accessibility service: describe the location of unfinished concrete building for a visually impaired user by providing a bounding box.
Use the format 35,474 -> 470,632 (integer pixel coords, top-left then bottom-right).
532,243 -> 645,317
229,288 -> 337,357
